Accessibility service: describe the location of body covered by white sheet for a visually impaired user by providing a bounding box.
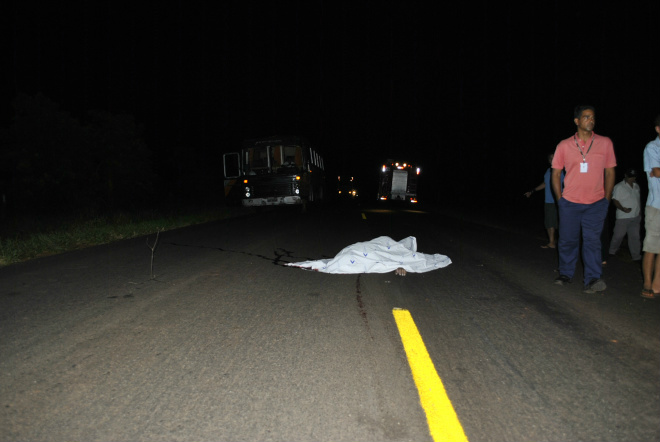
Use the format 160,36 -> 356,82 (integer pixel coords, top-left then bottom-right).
286,236 -> 451,274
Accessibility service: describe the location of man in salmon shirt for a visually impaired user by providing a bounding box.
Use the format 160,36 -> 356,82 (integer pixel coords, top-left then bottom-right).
551,105 -> 617,293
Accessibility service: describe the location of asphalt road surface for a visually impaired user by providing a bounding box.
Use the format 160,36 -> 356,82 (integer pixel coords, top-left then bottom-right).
1,202 -> 659,442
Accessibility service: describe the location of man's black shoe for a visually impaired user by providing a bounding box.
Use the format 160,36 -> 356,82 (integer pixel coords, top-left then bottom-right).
554,275 -> 572,285
583,278 -> 606,293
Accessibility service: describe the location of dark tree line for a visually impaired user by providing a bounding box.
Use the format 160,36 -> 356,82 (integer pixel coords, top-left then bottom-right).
1,93 -> 158,218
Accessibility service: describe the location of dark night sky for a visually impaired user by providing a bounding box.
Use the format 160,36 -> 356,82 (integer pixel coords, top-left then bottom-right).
6,0 -> 660,202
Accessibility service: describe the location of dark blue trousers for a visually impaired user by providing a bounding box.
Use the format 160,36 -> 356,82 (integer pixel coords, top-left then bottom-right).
557,198 -> 610,285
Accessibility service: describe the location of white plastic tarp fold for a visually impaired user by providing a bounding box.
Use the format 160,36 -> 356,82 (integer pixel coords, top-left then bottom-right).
286,236 -> 451,274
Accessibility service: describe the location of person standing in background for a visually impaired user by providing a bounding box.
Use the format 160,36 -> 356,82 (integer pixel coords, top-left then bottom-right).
609,168 -> 641,262
524,153 -> 564,249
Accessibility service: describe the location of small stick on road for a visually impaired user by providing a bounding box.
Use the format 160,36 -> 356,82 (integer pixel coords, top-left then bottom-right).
147,229 -> 162,279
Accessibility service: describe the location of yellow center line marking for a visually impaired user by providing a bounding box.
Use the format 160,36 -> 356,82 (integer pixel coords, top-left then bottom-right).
393,308 -> 469,442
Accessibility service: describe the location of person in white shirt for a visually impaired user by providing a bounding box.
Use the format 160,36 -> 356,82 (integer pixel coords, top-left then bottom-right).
609,168 -> 641,261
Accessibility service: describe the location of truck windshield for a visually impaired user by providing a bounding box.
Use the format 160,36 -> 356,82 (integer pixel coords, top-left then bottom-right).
279,145 -> 301,171
246,146 -> 271,174
245,144 -> 302,175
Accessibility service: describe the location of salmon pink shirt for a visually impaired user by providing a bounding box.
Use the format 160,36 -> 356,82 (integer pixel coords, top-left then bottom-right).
552,132 -> 616,204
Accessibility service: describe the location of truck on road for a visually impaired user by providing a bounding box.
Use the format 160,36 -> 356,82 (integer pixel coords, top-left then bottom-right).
223,136 -> 326,208
377,160 -> 420,203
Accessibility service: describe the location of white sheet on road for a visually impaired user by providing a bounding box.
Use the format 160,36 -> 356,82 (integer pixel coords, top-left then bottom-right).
286,236 -> 452,274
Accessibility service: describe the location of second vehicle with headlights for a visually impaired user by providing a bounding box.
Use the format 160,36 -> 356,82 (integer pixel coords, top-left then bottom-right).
377,160 -> 420,203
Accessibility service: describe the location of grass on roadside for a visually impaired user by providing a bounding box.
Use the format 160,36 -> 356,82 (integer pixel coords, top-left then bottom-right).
0,206 -> 247,267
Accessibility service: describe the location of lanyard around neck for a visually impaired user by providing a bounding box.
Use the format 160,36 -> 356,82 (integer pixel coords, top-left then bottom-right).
574,134 -> 594,163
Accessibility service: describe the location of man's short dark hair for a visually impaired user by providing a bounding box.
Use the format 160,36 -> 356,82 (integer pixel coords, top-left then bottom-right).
654,114 -> 660,128
574,105 -> 596,119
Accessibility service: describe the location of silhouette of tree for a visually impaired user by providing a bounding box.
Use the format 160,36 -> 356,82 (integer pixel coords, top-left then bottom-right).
2,93 -> 156,216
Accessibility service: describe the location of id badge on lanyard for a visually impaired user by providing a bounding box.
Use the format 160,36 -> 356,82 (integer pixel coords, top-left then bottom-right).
575,135 -> 594,174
